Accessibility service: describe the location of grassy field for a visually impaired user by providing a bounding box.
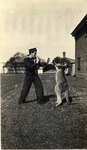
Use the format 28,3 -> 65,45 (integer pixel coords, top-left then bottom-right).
1,73 -> 87,149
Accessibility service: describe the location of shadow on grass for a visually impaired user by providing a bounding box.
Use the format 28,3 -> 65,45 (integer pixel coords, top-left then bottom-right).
26,94 -> 56,104
62,96 -> 78,105
21,95 -> 78,106
43,94 -> 56,103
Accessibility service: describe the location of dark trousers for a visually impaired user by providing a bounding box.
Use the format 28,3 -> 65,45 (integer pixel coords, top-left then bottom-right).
19,74 -> 44,102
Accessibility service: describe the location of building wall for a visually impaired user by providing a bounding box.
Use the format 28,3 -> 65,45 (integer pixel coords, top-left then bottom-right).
75,26 -> 87,78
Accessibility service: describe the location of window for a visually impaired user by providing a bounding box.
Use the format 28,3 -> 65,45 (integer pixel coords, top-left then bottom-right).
77,57 -> 81,70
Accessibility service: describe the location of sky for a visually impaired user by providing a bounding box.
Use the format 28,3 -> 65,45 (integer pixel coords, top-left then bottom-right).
0,0 -> 87,71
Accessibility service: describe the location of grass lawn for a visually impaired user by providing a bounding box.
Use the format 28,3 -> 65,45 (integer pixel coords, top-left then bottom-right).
1,73 -> 87,149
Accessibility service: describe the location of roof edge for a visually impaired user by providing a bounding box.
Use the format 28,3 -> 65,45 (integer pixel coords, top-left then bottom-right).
71,14 -> 87,36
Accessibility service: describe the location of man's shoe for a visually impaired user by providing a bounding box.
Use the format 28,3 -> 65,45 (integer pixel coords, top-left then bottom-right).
18,100 -> 26,104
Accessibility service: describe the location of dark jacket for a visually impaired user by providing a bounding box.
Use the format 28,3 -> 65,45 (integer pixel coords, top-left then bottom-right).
24,57 -> 41,76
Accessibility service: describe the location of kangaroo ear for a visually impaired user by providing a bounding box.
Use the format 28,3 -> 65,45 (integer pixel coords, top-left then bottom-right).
47,58 -> 50,64
52,60 -> 56,65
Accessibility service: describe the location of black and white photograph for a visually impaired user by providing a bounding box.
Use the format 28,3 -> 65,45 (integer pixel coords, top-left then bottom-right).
0,0 -> 87,149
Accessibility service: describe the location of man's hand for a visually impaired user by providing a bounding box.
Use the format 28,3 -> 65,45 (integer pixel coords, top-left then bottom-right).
35,57 -> 41,67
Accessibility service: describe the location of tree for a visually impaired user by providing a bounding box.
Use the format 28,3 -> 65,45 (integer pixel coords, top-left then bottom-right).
4,52 -> 26,73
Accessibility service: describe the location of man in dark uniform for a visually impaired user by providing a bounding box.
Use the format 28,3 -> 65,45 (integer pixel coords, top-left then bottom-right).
18,48 -> 45,104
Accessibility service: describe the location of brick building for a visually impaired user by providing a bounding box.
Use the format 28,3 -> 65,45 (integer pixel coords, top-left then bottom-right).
71,14 -> 87,78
